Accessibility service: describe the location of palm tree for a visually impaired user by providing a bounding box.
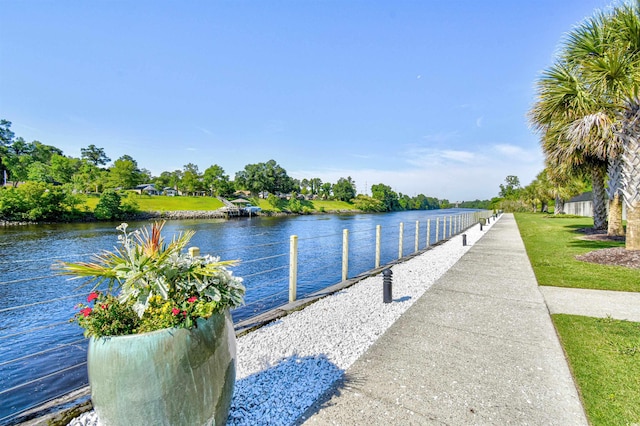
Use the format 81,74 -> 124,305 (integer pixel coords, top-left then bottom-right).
530,6 -> 640,237
618,99 -> 640,250
562,11 -> 631,236
529,61 -> 610,229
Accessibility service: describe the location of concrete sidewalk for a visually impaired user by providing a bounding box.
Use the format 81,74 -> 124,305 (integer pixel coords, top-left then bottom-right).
300,214 -> 587,425
540,286 -> 640,322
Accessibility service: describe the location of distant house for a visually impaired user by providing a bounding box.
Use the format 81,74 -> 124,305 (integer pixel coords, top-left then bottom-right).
163,187 -> 178,196
564,191 -> 627,219
134,184 -> 160,195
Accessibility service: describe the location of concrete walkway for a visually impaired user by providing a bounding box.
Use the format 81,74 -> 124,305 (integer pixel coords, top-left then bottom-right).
300,214 -> 588,425
540,286 -> 640,322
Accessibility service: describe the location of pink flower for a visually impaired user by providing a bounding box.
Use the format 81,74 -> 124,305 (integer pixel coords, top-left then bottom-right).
100,304 -> 108,310
80,307 -> 92,317
182,311 -> 187,317
171,308 -> 180,316
187,296 -> 197,303
87,292 -> 99,303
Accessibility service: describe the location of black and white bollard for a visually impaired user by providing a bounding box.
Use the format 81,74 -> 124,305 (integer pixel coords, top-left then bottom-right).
462,234 -> 467,246
383,268 -> 393,303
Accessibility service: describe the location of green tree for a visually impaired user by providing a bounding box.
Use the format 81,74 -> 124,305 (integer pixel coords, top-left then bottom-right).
529,11 -> 627,232
309,178 -> 322,196
49,154 -> 79,184
30,141 -> 63,164
107,156 -> 144,189
94,189 -> 123,220
235,159 -> 295,196
332,177 -> 356,202
319,182 -> 332,199
81,144 -> 110,166
74,161 -> 107,193
498,175 -> 522,199
154,170 -> 183,191
0,120 -> 15,183
371,183 -> 399,211
0,182 -> 82,221
202,164 -> 233,197
352,194 -> 385,212
180,163 -> 203,196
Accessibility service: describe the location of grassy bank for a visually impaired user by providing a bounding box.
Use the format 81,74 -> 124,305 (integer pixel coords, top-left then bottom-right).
514,213 -> 640,425
84,194 -> 357,214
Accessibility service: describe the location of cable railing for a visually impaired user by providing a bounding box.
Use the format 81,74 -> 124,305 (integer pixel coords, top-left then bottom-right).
0,210 -> 496,424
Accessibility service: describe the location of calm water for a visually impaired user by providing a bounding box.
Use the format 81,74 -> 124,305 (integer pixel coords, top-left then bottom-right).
0,209 -> 476,424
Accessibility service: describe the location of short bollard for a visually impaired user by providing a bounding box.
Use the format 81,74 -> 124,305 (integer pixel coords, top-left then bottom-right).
462,234 -> 467,246
382,268 -> 393,303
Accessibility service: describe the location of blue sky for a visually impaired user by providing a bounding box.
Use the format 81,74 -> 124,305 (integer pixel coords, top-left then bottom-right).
1,0 -> 614,201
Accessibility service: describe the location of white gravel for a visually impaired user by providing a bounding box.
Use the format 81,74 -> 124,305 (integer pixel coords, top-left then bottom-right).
69,220 -> 495,426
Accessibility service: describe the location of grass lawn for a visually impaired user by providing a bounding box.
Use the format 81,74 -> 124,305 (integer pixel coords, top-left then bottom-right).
515,213 -> 640,425
514,213 -> 639,292
254,198 -> 356,212
553,315 -> 640,425
84,194 -> 224,211
84,194 -> 357,214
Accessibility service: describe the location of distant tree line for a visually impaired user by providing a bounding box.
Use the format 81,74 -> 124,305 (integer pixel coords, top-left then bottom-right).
493,171 -> 588,214
0,119 -> 472,221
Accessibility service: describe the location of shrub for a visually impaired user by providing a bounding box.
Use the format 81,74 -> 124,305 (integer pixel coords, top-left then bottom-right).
94,190 -> 122,220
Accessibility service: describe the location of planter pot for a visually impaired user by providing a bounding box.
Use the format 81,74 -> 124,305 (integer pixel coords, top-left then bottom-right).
87,310 -> 236,426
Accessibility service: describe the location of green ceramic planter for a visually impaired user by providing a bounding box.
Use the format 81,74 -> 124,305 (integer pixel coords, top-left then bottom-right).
88,310 -> 236,426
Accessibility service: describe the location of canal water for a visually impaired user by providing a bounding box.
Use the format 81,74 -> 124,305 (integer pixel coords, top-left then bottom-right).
0,208 -> 477,424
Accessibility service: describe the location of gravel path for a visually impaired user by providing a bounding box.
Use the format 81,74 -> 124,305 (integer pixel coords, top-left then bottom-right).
70,219 -> 495,426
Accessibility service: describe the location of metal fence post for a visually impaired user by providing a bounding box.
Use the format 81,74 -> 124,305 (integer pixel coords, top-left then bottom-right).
289,235 -> 298,302
426,218 -> 431,247
375,225 -> 381,269
415,220 -> 420,253
398,222 -> 404,259
435,217 -> 440,242
342,229 -> 349,281
449,215 -> 453,237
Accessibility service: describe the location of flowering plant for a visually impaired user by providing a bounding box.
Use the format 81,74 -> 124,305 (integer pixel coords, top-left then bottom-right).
57,221 -> 245,338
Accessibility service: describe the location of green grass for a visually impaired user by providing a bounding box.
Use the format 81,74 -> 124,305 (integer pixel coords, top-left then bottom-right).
553,315 -> 640,425
84,194 -> 356,214
84,194 -> 224,211
514,213 -> 639,292
515,213 -> 640,425
254,198 -> 356,213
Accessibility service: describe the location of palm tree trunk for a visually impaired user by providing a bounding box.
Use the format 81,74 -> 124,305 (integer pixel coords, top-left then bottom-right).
608,193 -> 625,236
620,100 -> 640,250
554,195 -> 565,215
607,157 -> 625,236
627,202 -> 640,250
591,166 -> 607,230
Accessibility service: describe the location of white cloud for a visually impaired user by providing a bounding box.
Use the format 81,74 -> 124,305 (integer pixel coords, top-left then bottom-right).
403,147 -> 482,167
421,131 -> 460,144
493,143 -> 541,163
196,126 -> 213,135
476,117 -> 483,127
291,143 -> 544,201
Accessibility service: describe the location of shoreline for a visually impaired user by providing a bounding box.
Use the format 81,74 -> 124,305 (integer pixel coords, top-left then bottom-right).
0,208 -> 367,227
